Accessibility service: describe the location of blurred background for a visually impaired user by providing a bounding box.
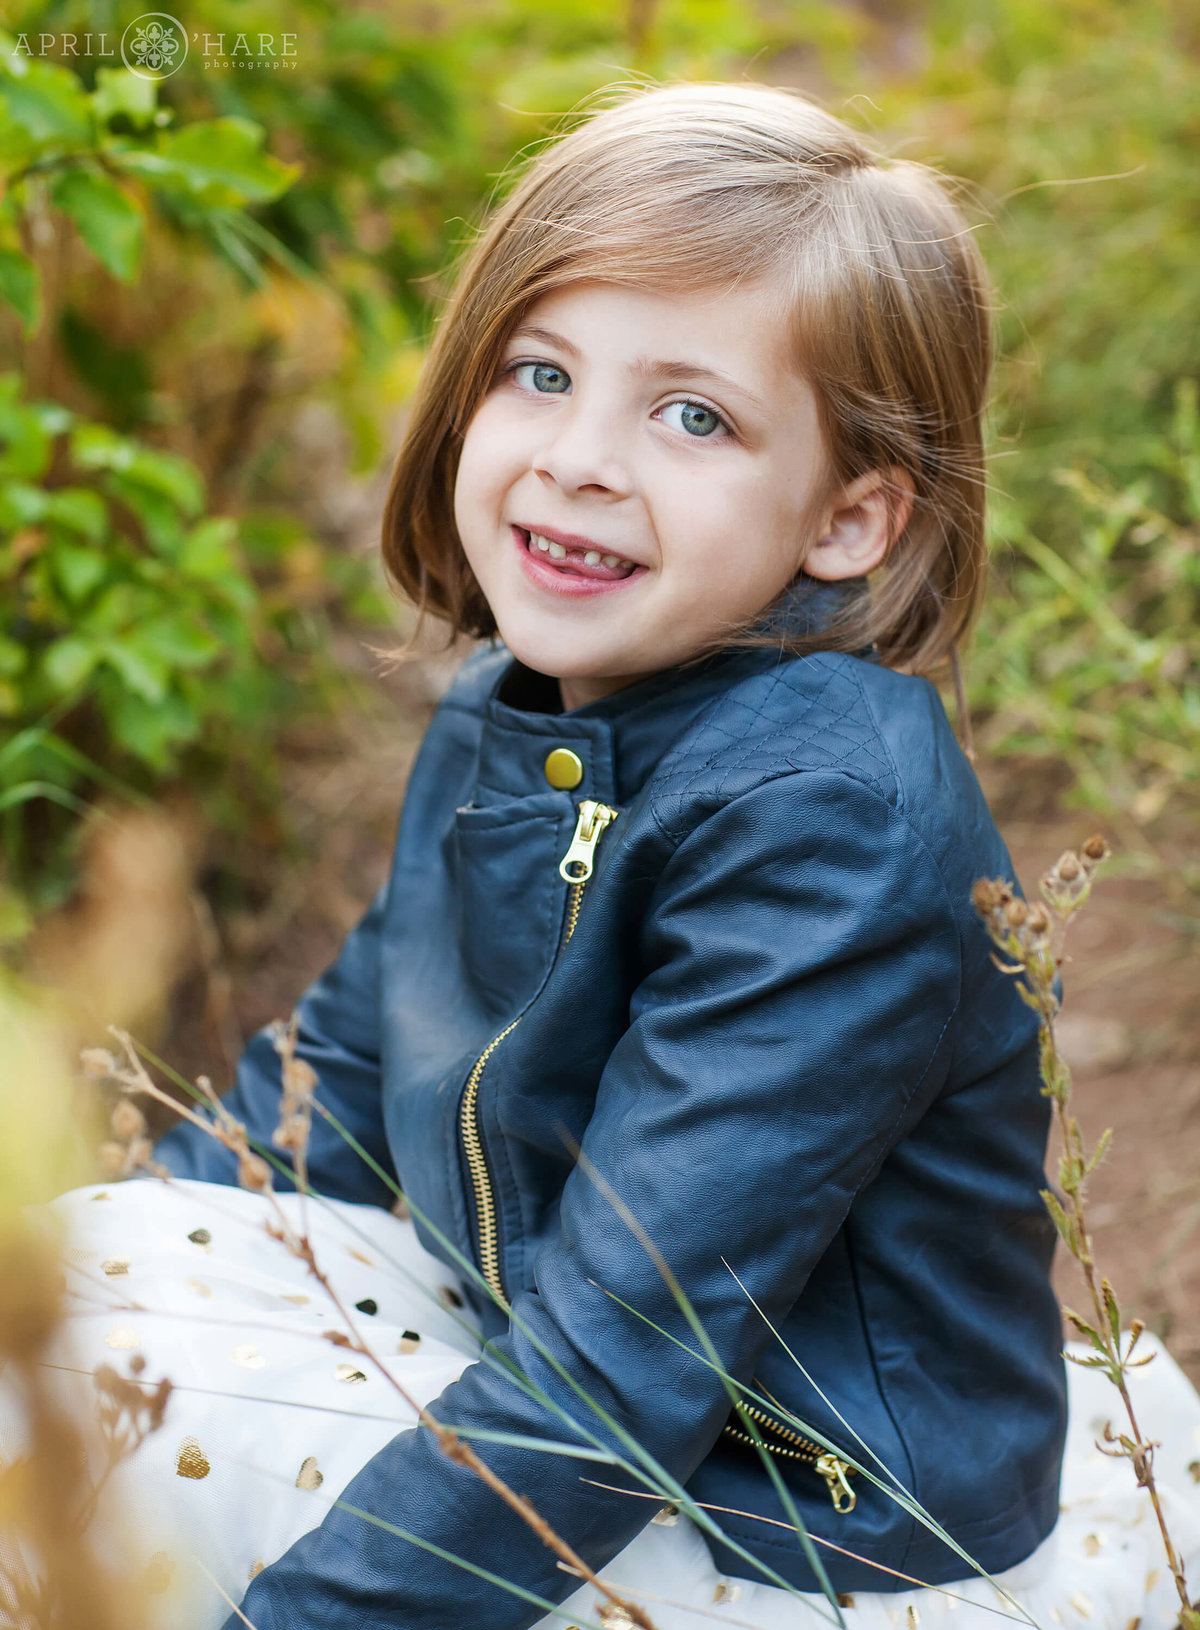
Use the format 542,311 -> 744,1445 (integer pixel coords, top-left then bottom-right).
1,0 -> 1197,1380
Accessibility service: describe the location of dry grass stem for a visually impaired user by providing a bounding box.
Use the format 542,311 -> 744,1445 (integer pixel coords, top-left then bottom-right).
579,1481 -> 1034,1623
85,1021 -> 660,1630
973,837 -> 1199,1630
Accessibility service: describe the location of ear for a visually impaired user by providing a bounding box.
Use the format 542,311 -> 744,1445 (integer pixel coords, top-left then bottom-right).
802,467 -> 915,582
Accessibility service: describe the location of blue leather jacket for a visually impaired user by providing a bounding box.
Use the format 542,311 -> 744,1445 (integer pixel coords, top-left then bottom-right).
157,583 -> 1066,1625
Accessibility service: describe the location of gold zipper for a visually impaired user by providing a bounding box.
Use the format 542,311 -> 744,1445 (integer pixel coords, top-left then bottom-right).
723,1398 -> 857,1514
460,800 -> 620,1302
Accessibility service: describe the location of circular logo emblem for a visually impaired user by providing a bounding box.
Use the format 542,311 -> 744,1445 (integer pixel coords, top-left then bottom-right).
121,13 -> 188,79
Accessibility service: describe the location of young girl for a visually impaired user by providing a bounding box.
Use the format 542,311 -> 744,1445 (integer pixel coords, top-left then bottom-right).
25,82 -> 1200,1630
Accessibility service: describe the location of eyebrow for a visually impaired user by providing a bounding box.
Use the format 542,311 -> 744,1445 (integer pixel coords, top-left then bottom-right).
508,324 -> 768,417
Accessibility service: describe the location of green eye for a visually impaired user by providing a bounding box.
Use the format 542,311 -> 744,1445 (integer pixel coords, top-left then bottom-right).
513,361 -> 571,394
662,400 -> 725,438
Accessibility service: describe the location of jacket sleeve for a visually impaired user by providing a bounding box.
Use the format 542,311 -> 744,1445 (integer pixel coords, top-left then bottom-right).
229,771 -> 962,1629
154,883 -> 396,1207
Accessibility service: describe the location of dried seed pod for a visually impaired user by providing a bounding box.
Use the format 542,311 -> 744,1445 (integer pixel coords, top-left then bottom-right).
81,1048 -> 117,1080
98,1141 -> 128,1177
1081,834 -> 1110,868
111,1098 -> 147,1141
283,1057 -> 318,1103
1026,904 -> 1052,938
971,880 -> 997,917
237,1152 -> 273,1193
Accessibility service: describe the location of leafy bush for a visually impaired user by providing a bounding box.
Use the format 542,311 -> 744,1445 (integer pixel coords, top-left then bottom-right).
0,372 -> 260,829
973,384 -> 1200,843
0,44 -> 387,906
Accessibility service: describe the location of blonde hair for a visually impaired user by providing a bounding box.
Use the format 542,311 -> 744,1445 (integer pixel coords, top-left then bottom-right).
382,82 -> 992,677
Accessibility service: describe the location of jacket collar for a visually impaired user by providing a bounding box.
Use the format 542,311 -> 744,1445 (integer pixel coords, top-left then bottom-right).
474,575 -> 864,809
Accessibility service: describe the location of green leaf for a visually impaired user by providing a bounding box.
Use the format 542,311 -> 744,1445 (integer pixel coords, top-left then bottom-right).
1102,1279 -> 1122,1346
105,686 -> 198,769
70,422 -> 134,472
49,166 -> 144,282
0,59 -> 92,148
0,634 -> 26,677
101,637 -> 169,704
90,68 -> 158,130
130,117 -> 299,209
45,486 -> 107,542
0,780 -> 91,816
1062,1307 -> 1101,1344
122,446 -> 205,515
0,247 -> 39,333
1041,1187 -> 1078,1255
0,480 -> 49,528
40,634 -> 101,692
139,613 -> 221,670
86,581 -> 140,632
101,473 -> 184,555
50,538 -> 106,603
1085,1126 -> 1114,1175
177,516 -> 238,578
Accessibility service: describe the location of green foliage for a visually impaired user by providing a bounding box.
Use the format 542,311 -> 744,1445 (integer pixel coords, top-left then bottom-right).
973,385 -> 1200,822
0,44 -> 298,318
0,38 -> 391,902
857,1 -> 1200,827
0,371 -> 270,870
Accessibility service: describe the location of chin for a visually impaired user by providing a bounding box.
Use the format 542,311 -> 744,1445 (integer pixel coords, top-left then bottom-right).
495,624 -> 618,683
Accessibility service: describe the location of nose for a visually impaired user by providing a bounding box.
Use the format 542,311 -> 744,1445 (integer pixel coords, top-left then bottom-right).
531,396 -> 634,501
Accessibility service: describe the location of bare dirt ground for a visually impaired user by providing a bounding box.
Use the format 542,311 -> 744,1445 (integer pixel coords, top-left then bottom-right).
159,645 -> 1200,1382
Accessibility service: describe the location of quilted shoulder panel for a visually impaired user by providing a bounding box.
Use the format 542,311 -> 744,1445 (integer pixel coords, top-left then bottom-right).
648,652 -> 901,844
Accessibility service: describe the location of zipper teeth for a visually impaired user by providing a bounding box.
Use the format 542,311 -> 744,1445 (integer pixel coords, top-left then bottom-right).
725,1400 -> 823,1463
561,880 -> 585,947
722,1425 -> 819,1464
459,1018 -> 521,1302
461,805 -> 616,1304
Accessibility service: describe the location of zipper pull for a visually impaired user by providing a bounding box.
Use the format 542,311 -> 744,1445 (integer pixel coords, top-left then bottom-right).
814,1453 -> 856,1515
558,799 -> 619,883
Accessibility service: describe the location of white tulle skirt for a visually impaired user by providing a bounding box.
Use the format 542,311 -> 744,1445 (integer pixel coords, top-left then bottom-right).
5,1179 -> 1200,1629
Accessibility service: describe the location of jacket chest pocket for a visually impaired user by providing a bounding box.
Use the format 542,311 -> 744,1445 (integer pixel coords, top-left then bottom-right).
451,796 -> 572,1024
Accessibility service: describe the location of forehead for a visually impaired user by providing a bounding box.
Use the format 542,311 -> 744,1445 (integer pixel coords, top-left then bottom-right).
511,278 -> 807,403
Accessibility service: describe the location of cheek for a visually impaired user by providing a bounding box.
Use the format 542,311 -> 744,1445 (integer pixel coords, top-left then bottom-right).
454,401 -> 521,526
662,467 -> 803,595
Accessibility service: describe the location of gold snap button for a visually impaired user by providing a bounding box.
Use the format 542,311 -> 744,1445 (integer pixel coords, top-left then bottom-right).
543,748 -> 583,790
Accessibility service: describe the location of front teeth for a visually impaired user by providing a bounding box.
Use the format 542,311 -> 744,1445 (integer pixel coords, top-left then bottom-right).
528,532 -> 628,570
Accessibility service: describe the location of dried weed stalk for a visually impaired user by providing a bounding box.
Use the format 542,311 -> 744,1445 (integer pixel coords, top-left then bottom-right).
0,1251 -> 167,1630
89,1024 -> 659,1630
974,837 -> 1198,1630
0,982 -> 170,1630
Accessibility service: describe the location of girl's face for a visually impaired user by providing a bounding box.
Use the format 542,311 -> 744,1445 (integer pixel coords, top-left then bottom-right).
453,279 -> 886,710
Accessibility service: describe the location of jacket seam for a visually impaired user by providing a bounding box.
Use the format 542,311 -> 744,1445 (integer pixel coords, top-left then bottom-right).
648,758 -> 887,854
843,659 -> 904,816
647,663 -> 901,851
843,1226 -> 919,1556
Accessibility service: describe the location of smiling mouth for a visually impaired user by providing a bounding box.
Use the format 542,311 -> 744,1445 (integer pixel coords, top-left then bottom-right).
515,526 -> 639,581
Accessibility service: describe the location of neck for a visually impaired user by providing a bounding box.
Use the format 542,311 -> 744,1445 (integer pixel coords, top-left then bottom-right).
558,670 -> 653,712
